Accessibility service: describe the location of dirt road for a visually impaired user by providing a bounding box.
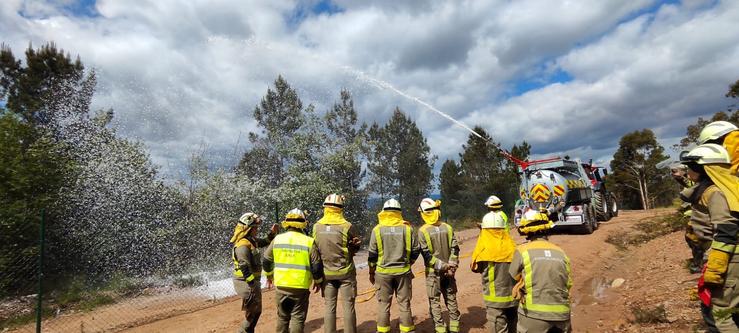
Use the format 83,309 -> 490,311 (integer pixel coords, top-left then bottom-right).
112,208 -> 700,333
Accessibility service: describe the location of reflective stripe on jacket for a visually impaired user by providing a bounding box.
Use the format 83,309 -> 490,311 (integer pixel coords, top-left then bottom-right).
481,261 -> 517,309
312,222 -> 358,280
369,224 -> 419,275
419,223 -> 459,273
509,240 -> 572,321
232,243 -> 257,282
271,231 -> 317,289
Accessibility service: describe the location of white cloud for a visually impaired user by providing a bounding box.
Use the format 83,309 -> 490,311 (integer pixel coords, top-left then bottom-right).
1,0 -> 738,180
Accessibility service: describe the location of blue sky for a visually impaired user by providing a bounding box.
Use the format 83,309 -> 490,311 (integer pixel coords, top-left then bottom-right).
2,0 -> 738,179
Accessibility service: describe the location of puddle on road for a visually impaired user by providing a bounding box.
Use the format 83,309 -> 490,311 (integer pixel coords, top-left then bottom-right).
575,276 -> 610,306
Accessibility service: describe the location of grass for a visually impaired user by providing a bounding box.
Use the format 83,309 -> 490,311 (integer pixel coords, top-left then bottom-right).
0,274 -> 145,330
606,211 -> 687,250
630,304 -> 670,324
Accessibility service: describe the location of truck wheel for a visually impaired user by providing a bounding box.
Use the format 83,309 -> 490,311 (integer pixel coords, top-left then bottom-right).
581,204 -> 595,234
609,193 -> 619,217
593,192 -> 610,221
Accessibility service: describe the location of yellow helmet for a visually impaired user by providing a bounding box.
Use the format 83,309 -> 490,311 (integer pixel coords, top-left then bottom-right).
681,143 -> 731,165
281,208 -> 307,229
484,195 -> 503,209
323,193 -> 345,208
699,121 -> 738,144
518,210 -> 554,235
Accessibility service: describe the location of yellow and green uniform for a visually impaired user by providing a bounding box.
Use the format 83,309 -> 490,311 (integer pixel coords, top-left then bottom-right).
368,210 -> 421,333
263,230 -> 324,333
230,225 -> 274,333
509,240 -> 572,331
681,183 -> 717,273
698,164 -> 739,332
419,216 -> 461,333
472,222 -> 518,333
313,207 -> 361,333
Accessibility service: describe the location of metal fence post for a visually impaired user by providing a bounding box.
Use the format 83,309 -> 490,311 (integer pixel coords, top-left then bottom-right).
36,208 -> 46,333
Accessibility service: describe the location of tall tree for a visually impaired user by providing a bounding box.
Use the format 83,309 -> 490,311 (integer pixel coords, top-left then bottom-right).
323,90 -> 368,228
0,42 -> 86,127
610,129 -> 674,209
366,108 -> 435,222
439,159 -> 464,219
237,75 -> 304,187
457,127 -> 507,218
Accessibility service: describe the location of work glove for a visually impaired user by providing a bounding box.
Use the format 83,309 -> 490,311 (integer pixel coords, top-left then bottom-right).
512,277 -> 525,303
369,266 -> 376,285
435,260 -> 449,273
703,250 -> 731,285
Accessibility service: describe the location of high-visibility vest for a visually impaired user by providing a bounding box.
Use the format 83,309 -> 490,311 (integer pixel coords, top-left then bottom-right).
374,224 -> 412,275
519,241 -> 571,319
231,243 -> 257,283
419,223 -> 454,273
272,231 -> 315,289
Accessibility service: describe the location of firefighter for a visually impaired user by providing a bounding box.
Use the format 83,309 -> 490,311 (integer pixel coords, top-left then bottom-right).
312,194 -> 362,333
368,199 -> 421,333
418,198 -> 461,333
509,210 -> 572,333
699,120 -> 739,174
263,208 -> 324,333
230,212 -> 278,333
673,162 -> 708,274
471,196 -> 518,333
681,144 -> 739,332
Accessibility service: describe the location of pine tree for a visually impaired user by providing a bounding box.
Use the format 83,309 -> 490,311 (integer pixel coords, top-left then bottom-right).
323,90 -> 369,229
366,108 -> 434,222
439,159 -> 464,219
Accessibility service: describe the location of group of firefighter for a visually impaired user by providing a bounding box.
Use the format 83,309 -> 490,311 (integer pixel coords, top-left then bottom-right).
671,121 -> 739,332
229,192 -> 573,333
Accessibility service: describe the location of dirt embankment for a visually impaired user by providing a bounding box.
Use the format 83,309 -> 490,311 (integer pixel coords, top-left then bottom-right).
23,208 -> 704,332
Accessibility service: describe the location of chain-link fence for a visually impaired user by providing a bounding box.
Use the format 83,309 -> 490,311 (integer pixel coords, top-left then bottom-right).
0,207 -> 287,333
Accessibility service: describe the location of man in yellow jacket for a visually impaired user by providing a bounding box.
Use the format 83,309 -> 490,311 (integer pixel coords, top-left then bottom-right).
471,196 -> 518,333
509,210 -> 572,332
263,208 -> 324,333
368,199 -> 421,333
313,194 -> 362,333
230,212 -> 278,333
682,144 -> 739,332
418,198 -> 461,333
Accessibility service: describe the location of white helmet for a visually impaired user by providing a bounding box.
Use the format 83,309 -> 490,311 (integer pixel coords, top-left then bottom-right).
323,193 -> 345,208
238,212 -> 261,228
484,195 -> 503,209
383,198 -> 402,211
481,212 -> 506,229
681,143 -> 731,165
699,121 -> 738,144
418,197 -> 439,212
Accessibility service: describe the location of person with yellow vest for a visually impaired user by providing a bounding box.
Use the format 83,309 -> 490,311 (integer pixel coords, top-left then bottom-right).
368,199 -> 421,333
681,144 -> 739,332
471,196 -> 518,333
263,208 -> 324,333
509,210 -> 572,333
418,198 -> 461,333
230,212 -> 278,333
312,194 -> 362,333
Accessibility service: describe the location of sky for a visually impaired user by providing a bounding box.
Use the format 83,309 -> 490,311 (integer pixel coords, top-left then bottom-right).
1,0 -> 738,181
